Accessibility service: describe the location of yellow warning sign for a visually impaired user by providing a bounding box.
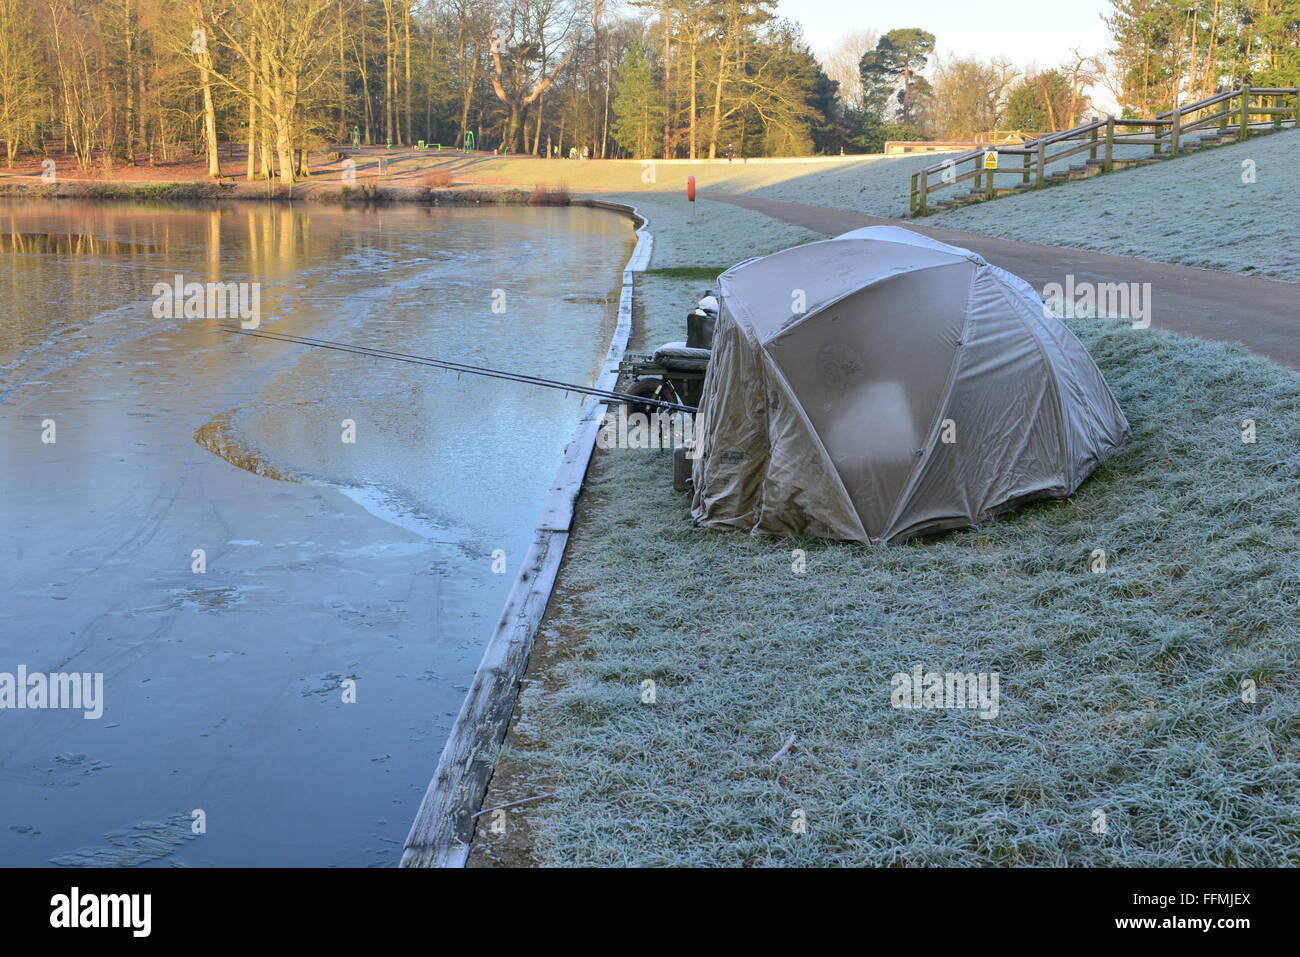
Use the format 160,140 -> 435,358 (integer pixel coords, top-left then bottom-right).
982,150 -> 998,170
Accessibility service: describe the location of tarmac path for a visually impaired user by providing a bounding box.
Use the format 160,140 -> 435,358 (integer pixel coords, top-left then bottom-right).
705,192 -> 1300,371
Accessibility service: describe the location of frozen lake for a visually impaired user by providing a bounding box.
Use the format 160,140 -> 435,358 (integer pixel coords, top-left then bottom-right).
0,199 -> 632,866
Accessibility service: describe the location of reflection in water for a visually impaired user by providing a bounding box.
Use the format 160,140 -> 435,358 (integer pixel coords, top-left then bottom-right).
0,197 -> 633,866
0,232 -> 160,254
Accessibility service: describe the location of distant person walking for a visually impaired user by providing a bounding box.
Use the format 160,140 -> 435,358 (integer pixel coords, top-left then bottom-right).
726,143 -> 735,163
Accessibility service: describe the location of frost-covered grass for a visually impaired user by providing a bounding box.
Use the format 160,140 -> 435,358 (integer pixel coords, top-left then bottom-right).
933,128 -> 1300,280
744,142 -> 1164,216
421,130 -> 1299,279
415,150 -> 895,195
415,149 -> 935,216
743,151 -> 936,215
462,136 -> 1300,866
416,141 -> 1169,220
606,190 -> 822,268
507,298 -> 1300,866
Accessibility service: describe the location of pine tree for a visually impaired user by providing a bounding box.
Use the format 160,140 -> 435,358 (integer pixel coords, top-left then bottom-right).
859,28 -> 935,125
611,40 -> 662,158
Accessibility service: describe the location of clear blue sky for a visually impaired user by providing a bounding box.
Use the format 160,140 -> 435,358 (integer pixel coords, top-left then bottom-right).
779,0 -> 1115,71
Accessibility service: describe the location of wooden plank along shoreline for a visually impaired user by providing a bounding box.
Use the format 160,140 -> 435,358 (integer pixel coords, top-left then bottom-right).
400,201 -> 653,868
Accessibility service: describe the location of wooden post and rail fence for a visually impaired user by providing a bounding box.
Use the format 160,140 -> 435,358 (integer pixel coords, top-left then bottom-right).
909,86 -> 1300,217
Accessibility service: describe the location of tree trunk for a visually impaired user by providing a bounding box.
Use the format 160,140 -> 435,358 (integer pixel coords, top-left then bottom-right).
337,0 -> 346,141
403,0 -> 412,142
708,36 -> 727,158
688,39 -> 697,158
662,2 -> 672,158
124,0 -> 136,164
273,113 -> 294,187
1203,28 -> 1212,98
506,102 -> 521,152
383,0 -> 394,145
601,49 -> 610,158
259,46 -> 274,178
195,20 -> 220,178
359,32 -> 373,144
140,62 -> 151,164
246,37 -> 258,179
532,94 -> 543,155
458,41 -> 477,149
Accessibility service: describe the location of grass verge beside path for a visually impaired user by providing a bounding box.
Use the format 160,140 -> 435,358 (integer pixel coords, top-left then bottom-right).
934,128 -> 1300,282
428,138 -> 1298,279
472,282 -> 1300,866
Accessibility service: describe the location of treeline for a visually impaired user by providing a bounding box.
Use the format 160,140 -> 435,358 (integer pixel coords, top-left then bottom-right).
0,0 -> 841,180
0,0 -> 620,180
0,0 -> 1293,180
612,1 -> 840,159
1106,0 -> 1300,115
827,0 -> 1298,148
810,28 -> 1104,147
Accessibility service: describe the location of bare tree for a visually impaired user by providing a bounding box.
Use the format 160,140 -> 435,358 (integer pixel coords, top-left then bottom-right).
45,0 -> 110,169
190,2 -> 220,177
1064,49 -> 1101,123
487,0 -> 604,153
818,27 -> 876,111
930,54 -> 1018,139
0,0 -> 45,166
195,0 -> 335,185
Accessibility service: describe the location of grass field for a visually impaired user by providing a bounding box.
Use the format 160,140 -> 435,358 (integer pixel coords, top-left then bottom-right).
936,128 -> 1300,282
491,306 -> 1300,866
394,129 -> 1298,280
458,172 -> 1300,865
333,136 -> 1298,866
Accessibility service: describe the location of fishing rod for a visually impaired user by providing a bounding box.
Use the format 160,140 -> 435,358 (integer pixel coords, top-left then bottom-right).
217,326 -> 699,414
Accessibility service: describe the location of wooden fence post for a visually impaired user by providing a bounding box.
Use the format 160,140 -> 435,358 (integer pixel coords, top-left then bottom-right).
909,171 -> 918,216
919,172 -> 928,216
1239,85 -> 1251,140
1104,115 -> 1114,171
1090,126 -> 1099,161
1170,107 -> 1181,154
1036,139 -> 1046,186
1274,93 -> 1283,131
985,155 -> 995,199
1022,150 -> 1031,185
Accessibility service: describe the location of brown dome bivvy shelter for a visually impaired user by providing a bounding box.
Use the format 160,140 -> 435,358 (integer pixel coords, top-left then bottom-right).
689,226 -> 1131,544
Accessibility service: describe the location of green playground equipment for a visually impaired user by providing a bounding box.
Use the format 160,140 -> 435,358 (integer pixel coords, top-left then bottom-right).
463,131 -> 476,151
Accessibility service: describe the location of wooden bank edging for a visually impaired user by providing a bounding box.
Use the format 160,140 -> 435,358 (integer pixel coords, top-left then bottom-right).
399,200 -> 652,868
